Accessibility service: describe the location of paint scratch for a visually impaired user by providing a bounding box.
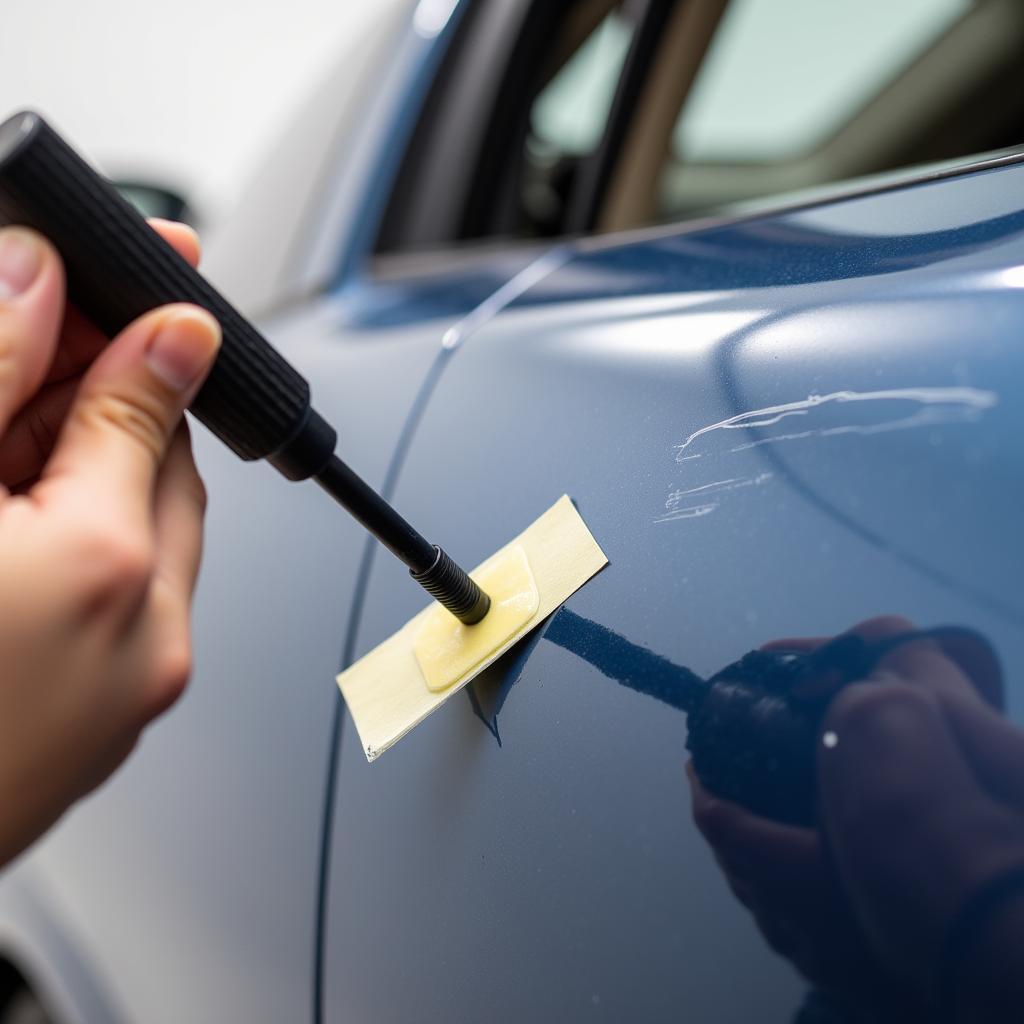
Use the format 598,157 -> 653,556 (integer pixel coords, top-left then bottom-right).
675,387 -> 998,462
654,503 -> 719,524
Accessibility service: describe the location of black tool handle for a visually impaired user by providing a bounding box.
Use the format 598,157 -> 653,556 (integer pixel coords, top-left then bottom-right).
0,110 -> 492,624
0,110 -> 335,479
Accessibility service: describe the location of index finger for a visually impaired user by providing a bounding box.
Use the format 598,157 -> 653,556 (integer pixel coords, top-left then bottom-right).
761,615 -> 918,654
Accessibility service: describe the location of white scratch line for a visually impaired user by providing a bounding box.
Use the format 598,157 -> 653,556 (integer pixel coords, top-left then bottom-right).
671,477 -> 746,496
667,473 -> 774,499
654,503 -> 718,524
675,387 -> 998,461
730,406 -> 982,451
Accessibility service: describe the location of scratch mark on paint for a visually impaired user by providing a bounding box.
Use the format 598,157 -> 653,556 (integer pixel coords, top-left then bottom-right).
668,477 -> 747,496
729,405 -> 983,451
674,387 -> 998,462
654,473 -> 774,523
654,503 -> 718,524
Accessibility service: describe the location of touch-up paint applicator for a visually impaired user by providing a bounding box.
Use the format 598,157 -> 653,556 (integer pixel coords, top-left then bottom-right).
0,111 -> 610,754
0,110 -> 489,626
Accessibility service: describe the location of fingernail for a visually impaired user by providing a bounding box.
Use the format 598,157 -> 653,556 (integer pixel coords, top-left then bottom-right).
145,308 -> 222,390
0,228 -> 43,300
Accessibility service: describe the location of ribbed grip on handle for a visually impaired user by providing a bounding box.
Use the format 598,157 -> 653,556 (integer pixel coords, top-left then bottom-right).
410,546 -> 491,625
0,111 -> 328,469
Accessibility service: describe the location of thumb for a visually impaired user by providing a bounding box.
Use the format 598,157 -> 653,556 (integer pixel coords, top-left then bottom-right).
38,304 -> 220,532
0,227 -> 64,435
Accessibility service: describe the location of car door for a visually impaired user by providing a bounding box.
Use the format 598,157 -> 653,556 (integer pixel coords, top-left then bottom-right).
321,0 -> 1024,1020
0,4 -> 564,1023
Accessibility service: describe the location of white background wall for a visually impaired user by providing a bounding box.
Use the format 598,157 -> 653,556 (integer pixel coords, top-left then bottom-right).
0,0 -> 385,222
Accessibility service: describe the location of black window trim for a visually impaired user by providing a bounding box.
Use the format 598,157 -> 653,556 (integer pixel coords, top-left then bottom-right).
371,0 -> 1024,274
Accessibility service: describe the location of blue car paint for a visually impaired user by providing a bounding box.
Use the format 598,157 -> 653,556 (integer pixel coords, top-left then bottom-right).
319,158 -> 1024,1021
0,5 -> 1018,1016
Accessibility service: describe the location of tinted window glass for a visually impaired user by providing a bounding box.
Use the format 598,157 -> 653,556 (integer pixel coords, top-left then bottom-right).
655,0 -> 1024,223
529,12 -> 632,157
518,4 -> 633,237
674,0 -> 970,163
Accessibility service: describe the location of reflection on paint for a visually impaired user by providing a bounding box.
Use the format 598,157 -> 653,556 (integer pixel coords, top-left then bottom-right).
465,626 -> 547,745
544,608 -> 703,712
465,608 -> 701,743
674,386 -> 998,462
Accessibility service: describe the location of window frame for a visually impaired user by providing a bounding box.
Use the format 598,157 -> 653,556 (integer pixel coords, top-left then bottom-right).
369,0 -> 1024,276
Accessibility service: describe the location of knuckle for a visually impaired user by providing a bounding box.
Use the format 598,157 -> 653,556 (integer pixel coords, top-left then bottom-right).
821,683 -> 946,833
184,467 -> 208,515
692,791 -> 738,845
76,527 -> 154,601
855,614 -> 916,636
0,325 -> 25,391
824,679 -> 937,741
144,644 -> 193,719
85,391 -> 170,463
0,324 -> 16,365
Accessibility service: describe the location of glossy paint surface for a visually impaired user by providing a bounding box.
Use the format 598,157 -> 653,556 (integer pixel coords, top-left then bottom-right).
0,6 -> 1021,1019
0,300 -> 446,1023
0,6 -> 479,1020
322,161 -> 1024,1020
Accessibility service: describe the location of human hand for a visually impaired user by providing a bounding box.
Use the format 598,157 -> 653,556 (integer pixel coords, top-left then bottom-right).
690,616 -> 1024,1021
0,218 -> 200,489
0,222 -> 220,867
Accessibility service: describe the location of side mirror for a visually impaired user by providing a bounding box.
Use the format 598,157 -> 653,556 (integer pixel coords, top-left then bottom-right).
113,180 -> 195,226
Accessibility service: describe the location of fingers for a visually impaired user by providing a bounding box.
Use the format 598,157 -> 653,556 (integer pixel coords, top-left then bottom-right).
687,761 -> 882,991
0,219 -> 204,491
37,304 -> 220,538
147,219 -> 201,267
47,218 -> 201,385
688,762 -> 821,887
131,424 -> 207,722
0,228 -> 65,437
934,688 -> 1024,813
153,422 -> 207,604
0,377 -> 76,487
818,680 -> 1024,988
762,615 -> 915,654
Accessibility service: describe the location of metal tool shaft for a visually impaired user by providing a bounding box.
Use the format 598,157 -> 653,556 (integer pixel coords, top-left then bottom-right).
314,456 -> 490,625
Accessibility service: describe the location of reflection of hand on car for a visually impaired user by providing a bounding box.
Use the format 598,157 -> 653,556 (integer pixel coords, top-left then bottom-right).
0,221 -> 220,867
689,615 -> 1024,1022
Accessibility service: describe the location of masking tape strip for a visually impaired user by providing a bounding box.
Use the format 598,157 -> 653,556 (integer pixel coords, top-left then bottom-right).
414,544 -> 539,693
337,495 -> 608,761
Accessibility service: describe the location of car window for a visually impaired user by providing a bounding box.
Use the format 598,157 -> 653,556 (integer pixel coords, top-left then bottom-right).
516,4 -> 635,238
673,0 -> 970,164
529,12 -> 632,158
376,0 -> 1024,260
652,0 -> 1024,224
374,0 -> 635,256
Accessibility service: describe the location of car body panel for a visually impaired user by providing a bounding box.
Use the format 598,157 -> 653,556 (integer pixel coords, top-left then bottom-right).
0,0 -> 1021,1018
321,160 -> 1024,1021
0,5 -> 477,1019
0,299 -> 446,1022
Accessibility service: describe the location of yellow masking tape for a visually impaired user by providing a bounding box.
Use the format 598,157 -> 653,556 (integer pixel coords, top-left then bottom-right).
337,495 -> 608,761
415,544 -> 539,693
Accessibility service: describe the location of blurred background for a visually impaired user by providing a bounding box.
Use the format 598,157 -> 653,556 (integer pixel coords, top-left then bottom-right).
0,0 -> 384,228
4,0 -> 1022,283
